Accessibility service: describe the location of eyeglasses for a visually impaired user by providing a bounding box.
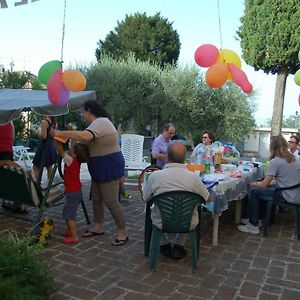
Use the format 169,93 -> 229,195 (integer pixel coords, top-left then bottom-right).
202,136 -> 209,139
288,141 -> 296,144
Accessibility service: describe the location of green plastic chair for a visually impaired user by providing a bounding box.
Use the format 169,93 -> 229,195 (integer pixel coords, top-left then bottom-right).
263,183 -> 300,240
144,190 -> 205,272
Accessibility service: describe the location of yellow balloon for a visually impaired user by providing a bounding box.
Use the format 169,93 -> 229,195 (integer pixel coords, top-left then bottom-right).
217,49 -> 241,79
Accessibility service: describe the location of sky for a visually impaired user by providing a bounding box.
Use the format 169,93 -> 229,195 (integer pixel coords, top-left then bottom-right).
1,0 -> 299,125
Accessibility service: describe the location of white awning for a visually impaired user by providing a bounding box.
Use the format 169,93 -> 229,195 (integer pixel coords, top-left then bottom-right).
0,88 -> 97,124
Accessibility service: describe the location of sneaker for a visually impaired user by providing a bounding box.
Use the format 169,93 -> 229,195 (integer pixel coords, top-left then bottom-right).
237,224 -> 260,235
241,218 -> 263,227
122,190 -> 131,199
160,243 -> 172,257
172,244 -> 187,259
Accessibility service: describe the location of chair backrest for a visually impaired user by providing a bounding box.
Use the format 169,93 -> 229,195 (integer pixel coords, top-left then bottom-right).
0,166 -> 42,206
121,134 -> 145,168
150,191 -> 205,233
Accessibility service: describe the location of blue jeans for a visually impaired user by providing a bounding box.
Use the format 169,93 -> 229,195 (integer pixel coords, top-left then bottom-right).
248,187 -> 284,226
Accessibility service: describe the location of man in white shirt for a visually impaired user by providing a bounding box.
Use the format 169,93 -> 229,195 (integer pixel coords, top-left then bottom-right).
143,141 -> 211,259
288,135 -> 300,160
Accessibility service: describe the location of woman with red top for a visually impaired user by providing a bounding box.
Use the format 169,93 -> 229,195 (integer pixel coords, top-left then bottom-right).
0,121 -> 15,161
55,140 -> 89,244
0,121 -> 16,210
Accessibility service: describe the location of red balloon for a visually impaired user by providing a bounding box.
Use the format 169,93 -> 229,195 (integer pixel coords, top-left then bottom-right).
47,69 -> 70,105
241,83 -> 253,94
194,44 -> 219,67
205,62 -> 228,88
228,63 -> 253,93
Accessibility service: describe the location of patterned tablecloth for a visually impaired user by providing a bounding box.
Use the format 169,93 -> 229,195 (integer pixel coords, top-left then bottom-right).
202,165 -> 264,214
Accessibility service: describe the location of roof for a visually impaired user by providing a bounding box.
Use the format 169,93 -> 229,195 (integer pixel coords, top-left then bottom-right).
0,88 -> 96,124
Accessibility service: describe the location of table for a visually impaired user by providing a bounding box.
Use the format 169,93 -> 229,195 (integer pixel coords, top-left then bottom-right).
203,165 -> 264,246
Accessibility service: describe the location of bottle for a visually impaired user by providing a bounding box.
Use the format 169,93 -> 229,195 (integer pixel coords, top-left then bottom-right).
214,144 -> 223,171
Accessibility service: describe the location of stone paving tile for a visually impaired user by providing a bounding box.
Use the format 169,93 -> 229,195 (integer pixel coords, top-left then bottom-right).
1,182 -> 300,299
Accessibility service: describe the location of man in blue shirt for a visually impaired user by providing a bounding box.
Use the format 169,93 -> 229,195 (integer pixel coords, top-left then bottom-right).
151,123 -> 175,168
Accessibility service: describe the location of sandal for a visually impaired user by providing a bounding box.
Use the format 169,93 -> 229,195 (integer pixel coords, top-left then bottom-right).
112,236 -> 129,246
63,237 -> 79,245
82,229 -> 104,238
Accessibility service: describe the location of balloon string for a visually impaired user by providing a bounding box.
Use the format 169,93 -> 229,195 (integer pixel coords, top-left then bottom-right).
60,0 -> 67,63
217,0 -> 223,50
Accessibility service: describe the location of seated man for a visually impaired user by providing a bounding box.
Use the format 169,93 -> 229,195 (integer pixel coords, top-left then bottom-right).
143,141 -> 211,259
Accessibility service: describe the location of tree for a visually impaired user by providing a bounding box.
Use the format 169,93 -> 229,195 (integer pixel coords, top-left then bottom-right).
238,0 -> 300,136
85,56 -> 256,142
95,12 -> 181,67
0,70 -> 29,89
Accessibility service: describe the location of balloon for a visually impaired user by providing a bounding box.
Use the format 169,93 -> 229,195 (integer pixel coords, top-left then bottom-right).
298,93 -> 300,107
298,50 -> 300,62
47,69 -> 69,105
228,63 -> 253,93
205,62 -> 228,88
294,69 -> 300,86
217,49 -> 241,68
241,82 -> 253,94
38,60 -> 62,84
62,69 -> 86,92
194,44 -> 219,67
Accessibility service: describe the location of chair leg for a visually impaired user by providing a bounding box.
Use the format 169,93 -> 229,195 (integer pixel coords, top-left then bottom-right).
196,205 -> 201,257
150,227 -> 161,272
263,201 -> 274,237
144,204 -> 152,256
296,207 -> 300,240
81,199 -> 90,225
190,230 -> 198,272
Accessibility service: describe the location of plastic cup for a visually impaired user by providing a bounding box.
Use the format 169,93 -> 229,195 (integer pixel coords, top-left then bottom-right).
210,166 -> 215,174
251,157 -> 256,163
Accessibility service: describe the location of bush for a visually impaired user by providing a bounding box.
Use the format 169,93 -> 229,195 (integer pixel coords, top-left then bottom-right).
0,232 -> 55,300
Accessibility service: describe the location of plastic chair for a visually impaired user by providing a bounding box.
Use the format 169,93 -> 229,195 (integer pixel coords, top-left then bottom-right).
263,183 -> 300,240
121,134 -> 150,171
138,165 -> 161,195
144,191 -> 205,272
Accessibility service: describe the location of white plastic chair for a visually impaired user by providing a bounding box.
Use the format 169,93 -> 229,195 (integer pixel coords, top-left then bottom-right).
13,146 -> 35,167
121,134 -> 150,171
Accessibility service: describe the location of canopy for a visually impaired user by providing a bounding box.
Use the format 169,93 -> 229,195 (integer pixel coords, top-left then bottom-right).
0,88 -> 97,124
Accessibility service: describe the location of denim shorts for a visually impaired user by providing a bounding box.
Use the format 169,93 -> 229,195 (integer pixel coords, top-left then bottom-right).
62,190 -> 82,220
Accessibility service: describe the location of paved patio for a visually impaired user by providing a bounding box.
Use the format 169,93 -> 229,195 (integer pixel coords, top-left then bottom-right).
1,173 -> 300,300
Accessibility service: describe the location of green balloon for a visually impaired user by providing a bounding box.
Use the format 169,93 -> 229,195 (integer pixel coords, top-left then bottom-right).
298,50 -> 300,62
294,69 -> 300,86
38,60 -> 62,84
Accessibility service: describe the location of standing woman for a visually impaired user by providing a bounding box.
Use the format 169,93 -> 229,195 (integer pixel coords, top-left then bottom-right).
52,100 -> 128,246
32,116 -> 58,181
237,135 -> 300,235
0,121 -> 15,209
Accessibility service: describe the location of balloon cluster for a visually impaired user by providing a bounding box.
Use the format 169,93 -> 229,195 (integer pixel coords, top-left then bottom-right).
293,51 -> 300,105
194,44 -> 253,94
38,60 -> 86,106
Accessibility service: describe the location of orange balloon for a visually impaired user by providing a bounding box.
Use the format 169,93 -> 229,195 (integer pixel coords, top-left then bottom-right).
205,62 -> 228,88
62,69 -> 86,92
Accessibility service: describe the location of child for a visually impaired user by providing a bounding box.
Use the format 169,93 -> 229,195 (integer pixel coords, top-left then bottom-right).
55,140 -> 89,244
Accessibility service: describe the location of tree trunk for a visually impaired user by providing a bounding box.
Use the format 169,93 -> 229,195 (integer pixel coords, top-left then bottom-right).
271,67 -> 288,136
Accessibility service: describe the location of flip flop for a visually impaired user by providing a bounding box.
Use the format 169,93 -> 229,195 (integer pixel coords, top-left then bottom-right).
82,230 -> 105,238
112,236 -> 129,246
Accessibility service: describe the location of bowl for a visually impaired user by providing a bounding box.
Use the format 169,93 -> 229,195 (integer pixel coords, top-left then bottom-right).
186,163 -> 205,172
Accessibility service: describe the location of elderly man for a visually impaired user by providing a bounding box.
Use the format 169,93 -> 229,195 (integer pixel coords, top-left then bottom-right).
151,123 -> 176,168
143,141 -> 211,259
288,135 -> 300,160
